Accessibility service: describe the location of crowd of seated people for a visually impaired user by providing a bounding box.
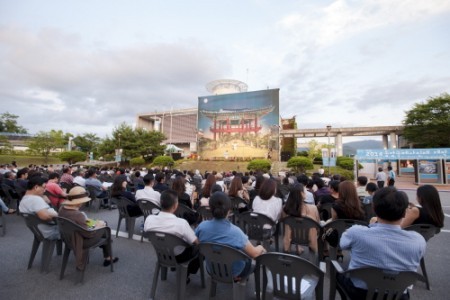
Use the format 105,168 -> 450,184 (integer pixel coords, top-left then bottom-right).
0,160 -> 446,299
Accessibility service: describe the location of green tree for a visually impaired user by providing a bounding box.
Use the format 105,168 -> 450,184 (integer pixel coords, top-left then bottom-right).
0,135 -> 13,154
287,156 -> 314,173
59,151 -> 86,164
27,131 -> 58,161
403,93 -> 450,148
72,133 -> 101,153
247,159 -> 272,173
0,112 -> 27,133
307,139 -> 321,161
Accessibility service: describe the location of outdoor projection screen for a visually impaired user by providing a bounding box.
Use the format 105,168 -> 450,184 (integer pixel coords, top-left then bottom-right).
197,89 -> 280,160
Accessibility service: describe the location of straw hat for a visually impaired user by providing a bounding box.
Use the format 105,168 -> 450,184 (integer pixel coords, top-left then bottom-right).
62,186 -> 91,206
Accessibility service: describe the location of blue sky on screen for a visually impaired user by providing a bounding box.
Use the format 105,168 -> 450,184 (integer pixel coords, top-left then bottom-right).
0,0 -> 449,141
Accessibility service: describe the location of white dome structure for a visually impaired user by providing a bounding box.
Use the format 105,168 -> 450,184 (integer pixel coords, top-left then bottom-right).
206,79 -> 248,95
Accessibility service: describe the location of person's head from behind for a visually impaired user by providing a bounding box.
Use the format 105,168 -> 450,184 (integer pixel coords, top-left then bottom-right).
155,172 -> 165,183
338,181 -> 359,204
373,187 -> 408,222
228,176 -> 243,197
211,184 -> 223,195
48,172 -> 60,182
209,192 -> 231,219
27,175 -> 48,192
143,173 -> 155,186
366,182 -> 378,195
378,167 -> 383,172
258,178 -> 277,200
283,184 -> 304,217
357,176 -> 368,187
297,174 -> 308,185
416,185 -> 444,228
387,166 -> 392,171
160,189 -> 179,212
328,180 -> 340,193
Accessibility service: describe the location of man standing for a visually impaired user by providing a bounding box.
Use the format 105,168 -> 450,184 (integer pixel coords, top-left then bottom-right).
19,175 -> 59,240
135,173 -> 161,206
375,167 -> 386,188
387,166 -> 396,186
337,187 -> 426,299
144,189 -> 199,279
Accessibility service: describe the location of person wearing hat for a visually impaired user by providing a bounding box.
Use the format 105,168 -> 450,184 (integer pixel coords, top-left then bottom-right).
59,186 -> 118,268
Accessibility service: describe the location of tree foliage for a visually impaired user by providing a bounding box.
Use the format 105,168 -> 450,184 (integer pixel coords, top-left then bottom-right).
27,130 -> 72,161
0,112 -> 27,133
0,135 -> 13,154
287,156 -> 314,173
98,123 -> 166,161
247,159 -> 272,173
130,157 -> 146,167
403,93 -> 450,148
59,151 -> 86,164
307,140 -> 321,161
72,133 -> 100,153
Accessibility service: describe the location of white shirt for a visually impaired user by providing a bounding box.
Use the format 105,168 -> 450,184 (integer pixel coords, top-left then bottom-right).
73,176 -> 86,187
135,186 -> 161,206
252,195 -> 282,223
304,190 -> 315,204
144,211 -> 197,253
19,195 -> 59,239
376,171 -> 387,181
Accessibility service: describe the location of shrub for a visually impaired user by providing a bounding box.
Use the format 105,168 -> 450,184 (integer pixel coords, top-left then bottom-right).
247,159 -> 271,173
59,151 -> 86,164
152,155 -> 175,168
287,156 -> 314,173
130,157 -> 145,167
336,157 -> 363,170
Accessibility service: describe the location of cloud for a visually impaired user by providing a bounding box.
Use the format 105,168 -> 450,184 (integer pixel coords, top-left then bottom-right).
278,0 -> 450,47
0,26 -> 229,136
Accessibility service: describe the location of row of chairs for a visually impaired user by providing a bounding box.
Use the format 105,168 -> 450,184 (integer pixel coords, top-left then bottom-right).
147,231 -> 427,300
22,213 -> 114,283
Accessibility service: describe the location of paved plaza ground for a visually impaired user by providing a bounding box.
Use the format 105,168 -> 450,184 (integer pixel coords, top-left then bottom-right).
1,186 -> 449,300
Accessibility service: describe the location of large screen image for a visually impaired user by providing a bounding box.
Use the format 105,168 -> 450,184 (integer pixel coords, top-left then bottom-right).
197,89 -> 280,160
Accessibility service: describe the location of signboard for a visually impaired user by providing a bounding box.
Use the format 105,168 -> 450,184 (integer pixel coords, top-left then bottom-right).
322,148 -> 336,167
356,148 -> 450,160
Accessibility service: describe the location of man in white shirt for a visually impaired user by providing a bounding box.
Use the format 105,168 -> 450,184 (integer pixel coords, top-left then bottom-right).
135,173 -> 161,206
144,189 -> 199,278
19,175 -> 59,239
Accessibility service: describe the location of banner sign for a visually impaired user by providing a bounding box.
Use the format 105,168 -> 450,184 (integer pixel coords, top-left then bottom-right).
356,148 -> 450,160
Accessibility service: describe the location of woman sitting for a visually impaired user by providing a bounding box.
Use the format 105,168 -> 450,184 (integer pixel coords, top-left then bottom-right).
228,176 -> 250,212
252,178 -> 283,224
58,186 -> 118,269
110,176 -> 142,217
198,174 -> 216,207
331,181 -> 365,221
195,192 -> 266,279
401,185 -> 444,229
282,184 -> 320,254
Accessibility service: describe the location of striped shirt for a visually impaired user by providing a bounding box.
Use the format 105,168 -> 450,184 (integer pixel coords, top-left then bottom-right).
340,223 -> 426,289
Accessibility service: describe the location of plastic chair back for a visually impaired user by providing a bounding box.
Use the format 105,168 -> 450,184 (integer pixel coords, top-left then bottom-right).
331,260 -> 423,300
56,216 -> 112,283
282,216 -> 321,247
199,242 -> 252,284
137,199 -> 161,218
147,231 -> 203,300
197,206 -> 214,221
256,253 -> 325,300
240,211 -> 278,251
404,224 -> 439,241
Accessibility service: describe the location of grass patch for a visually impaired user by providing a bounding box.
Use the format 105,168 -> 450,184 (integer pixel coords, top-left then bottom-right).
0,155 -> 61,166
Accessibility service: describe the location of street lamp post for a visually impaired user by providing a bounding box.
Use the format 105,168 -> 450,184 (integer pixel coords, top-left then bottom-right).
326,125 -> 332,176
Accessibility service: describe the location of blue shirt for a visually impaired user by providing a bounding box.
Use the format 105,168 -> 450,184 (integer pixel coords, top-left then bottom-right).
195,218 -> 249,276
340,223 -> 426,289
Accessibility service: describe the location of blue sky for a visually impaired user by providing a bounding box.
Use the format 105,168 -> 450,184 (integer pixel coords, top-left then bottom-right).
0,0 -> 449,142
